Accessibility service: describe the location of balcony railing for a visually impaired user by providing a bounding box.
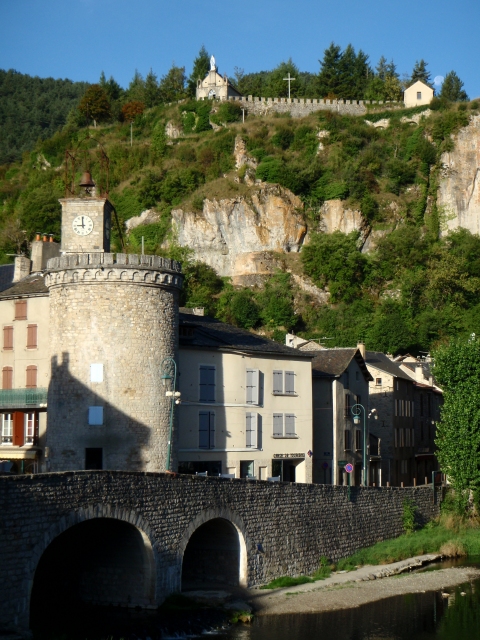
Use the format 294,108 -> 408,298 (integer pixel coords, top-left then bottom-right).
0,388 -> 47,409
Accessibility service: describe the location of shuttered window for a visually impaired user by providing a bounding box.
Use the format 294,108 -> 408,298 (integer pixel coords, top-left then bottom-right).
199,411 -> 215,448
273,370 -> 283,394
285,414 -> 296,436
355,429 -> 362,451
26,324 -> 37,349
3,326 -> 13,350
25,412 -> 36,444
344,393 -> 351,417
26,365 -> 37,388
199,365 -> 215,402
344,429 -> 351,450
15,300 -> 27,320
246,412 -> 258,448
1,414 -> 13,444
273,413 -> 283,437
246,369 -> 259,404
13,411 -> 24,446
2,367 -> 13,390
285,371 -> 295,395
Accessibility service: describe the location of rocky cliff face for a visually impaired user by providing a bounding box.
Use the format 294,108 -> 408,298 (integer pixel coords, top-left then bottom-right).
169,183 -> 306,279
438,114 -> 480,235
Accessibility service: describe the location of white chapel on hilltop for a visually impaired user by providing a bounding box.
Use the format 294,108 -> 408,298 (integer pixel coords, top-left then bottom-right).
196,55 -> 242,101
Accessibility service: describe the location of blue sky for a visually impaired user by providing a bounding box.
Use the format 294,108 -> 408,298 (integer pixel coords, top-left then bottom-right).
1,0 -> 478,98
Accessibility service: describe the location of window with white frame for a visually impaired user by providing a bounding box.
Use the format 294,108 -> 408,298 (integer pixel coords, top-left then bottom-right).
246,412 -> 258,448
273,370 -> 296,395
417,91 -> 422,100
199,410 -> 215,448
375,377 -> 382,386
246,369 -> 259,404
25,412 -> 35,444
1,413 -> 13,444
273,413 -> 296,437
199,365 -> 215,402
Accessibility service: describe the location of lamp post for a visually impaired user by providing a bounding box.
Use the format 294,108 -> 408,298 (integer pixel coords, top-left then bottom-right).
160,357 -> 181,472
351,404 -> 377,486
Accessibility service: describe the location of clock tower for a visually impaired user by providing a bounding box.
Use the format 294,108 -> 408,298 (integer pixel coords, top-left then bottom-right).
59,173 -> 112,253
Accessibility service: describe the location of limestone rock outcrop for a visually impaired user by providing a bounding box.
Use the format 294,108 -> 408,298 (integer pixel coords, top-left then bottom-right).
437,114 -> 480,235
317,199 -> 369,242
125,209 -> 160,232
169,184 -> 306,277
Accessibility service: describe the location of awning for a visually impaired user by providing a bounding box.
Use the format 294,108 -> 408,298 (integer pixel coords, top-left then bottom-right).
0,448 -> 39,460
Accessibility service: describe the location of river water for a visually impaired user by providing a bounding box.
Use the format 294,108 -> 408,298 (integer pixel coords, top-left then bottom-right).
32,567 -> 480,640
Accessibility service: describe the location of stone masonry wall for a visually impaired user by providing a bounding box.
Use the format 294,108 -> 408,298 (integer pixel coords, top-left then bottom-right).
0,471 -> 439,634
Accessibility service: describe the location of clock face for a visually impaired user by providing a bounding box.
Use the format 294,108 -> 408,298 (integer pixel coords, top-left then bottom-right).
72,215 -> 94,236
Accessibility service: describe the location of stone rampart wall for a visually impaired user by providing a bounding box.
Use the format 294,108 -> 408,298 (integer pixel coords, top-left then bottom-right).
0,472 -> 439,634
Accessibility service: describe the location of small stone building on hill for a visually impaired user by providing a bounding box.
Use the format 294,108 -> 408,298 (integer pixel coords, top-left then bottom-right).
196,55 -> 242,101
404,80 -> 434,108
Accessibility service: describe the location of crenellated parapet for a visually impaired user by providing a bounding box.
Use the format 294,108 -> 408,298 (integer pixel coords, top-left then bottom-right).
45,253 -> 183,290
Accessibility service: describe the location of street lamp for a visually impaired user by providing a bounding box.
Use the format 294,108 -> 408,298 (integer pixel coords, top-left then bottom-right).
351,404 -> 377,486
160,357 -> 181,472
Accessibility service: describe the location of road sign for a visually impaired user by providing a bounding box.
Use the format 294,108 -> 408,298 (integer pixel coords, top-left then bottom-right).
345,463 -> 354,473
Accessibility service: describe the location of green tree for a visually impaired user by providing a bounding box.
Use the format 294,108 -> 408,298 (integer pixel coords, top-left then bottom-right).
121,100 -> 144,122
317,42 -> 342,97
159,64 -> 187,103
410,59 -> 431,86
433,336 -> 480,509
144,69 -> 160,108
257,271 -> 296,329
217,286 -> 260,329
127,70 -> 145,103
187,45 -> 210,97
440,71 -> 469,102
78,84 -> 111,125
264,59 -> 301,98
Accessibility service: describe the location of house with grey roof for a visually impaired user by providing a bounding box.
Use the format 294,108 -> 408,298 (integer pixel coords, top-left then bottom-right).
309,346 -> 373,486
177,310 -> 314,483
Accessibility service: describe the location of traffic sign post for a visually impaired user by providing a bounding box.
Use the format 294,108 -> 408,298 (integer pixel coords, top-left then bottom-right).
345,463 -> 353,501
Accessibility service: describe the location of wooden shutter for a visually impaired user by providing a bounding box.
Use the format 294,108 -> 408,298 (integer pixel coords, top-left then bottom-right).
246,412 -> 257,448
285,414 -> 296,436
344,429 -> 351,450
2,367 -> 13,390
3,326 -> 13,350
15,300 -> 27,320
273,370 -> 283,394
344,393 -> 351,417
355,429 -> 362,450
246,369 -> 259,404
199,411 -> 214,448
273,413 -> 283,437
13,411 -> 25,446
199,365 -> 215,402
26,324 -> 37,348
26,365 -> 37,388
285,371 -> 295,395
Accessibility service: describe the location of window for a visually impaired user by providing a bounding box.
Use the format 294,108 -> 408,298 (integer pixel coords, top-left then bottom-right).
406,428 -> 411,447
246,412 -> 258,448
88,406 -> 103,425
417,91 -> 422,100
344,429 -> 351,451
273,413 -> 283,437
344,393 -> 351,418
26,324 -> 37,349
400,428 -> 405,447
26,365 -> 37,389
199,411 -> 215,448
3,326 -> 13,350
285,414 -> 296,436
1,413 -> 13,444
85,448 -> 103,470
394,428 -> 398,448
2,366 -> 13,390
15,300 -> 27,320
240,460 -> 254,479
25,412 -> 36,444
90,363 -> 104,383
246,369 -> 259,404
376,377 -> 382,386
199,365 -> 215,402
355,429 -> 362,451
273,370 -> 296,395
273,413 -> 296,437
395,399 -> 398,417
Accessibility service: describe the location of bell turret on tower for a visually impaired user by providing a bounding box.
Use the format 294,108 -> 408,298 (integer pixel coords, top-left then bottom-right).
60,171 -> 112,253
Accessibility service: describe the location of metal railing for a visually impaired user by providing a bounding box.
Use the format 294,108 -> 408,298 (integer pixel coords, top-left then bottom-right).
0,388 -> 47,408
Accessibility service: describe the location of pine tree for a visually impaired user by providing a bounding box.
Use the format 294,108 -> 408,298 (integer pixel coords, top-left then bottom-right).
187,46 -> 210,97
78,84 -> 111,125
159,65 -> 187,103
264,59 -> 300,98
410,59 -> 431,86
144,69 -> 160,108
440,71 -> 469,101
317,43 -> 342,97
376,56 -> 388,81
127,70 -> 145,103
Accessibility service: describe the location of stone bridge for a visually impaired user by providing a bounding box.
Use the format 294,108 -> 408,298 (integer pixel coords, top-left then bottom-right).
0,471 -> 439,636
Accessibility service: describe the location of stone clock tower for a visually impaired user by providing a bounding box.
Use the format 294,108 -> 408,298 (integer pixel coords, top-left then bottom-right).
45,177 -> 183,473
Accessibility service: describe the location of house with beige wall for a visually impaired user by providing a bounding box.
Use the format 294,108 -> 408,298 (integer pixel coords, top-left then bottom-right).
177,311 -> 314,483
404,80 -> 434,108
196,55 -> 242,101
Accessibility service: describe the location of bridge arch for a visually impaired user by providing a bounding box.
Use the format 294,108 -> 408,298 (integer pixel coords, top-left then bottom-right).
179,508 -> 249,590
28,504 -> 157,628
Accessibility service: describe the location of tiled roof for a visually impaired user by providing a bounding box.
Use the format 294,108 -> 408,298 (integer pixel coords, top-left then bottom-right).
366,351 -> 413,381
310,348 -> 372,381
0,274 -> 48,299
0,264 -> 14,293
179,313 -> 313,358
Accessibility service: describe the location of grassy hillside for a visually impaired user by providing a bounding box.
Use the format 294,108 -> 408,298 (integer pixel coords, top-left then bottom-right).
1,96 -> 479,354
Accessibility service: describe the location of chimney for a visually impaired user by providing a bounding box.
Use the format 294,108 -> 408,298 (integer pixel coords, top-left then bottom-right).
30,238 -> 61,272
13,255 -> 31,282
357,341 -> 366,359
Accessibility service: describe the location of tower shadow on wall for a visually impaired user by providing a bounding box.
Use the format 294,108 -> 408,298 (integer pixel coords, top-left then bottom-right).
47,353 -> 154,471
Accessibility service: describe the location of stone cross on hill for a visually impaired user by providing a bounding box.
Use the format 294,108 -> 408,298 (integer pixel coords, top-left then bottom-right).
283,72 -> 296,98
